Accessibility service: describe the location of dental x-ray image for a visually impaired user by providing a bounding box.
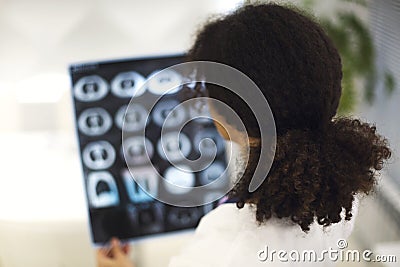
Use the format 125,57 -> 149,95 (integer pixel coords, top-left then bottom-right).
69,55 -> 228,245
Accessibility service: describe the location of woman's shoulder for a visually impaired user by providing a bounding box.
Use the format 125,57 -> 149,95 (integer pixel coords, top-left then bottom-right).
168,199 -> 360,267
195,203 -> 244,235
196,198 -> 360,244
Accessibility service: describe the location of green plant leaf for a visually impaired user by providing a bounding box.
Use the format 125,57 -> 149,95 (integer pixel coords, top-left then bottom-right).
321,19 -> 350,57
365,70 -> 377,103
339,0 -> 367,6
299,0 -> 395,111
337,12 -> 374,75
302,0 -> 316,9
384,72 -> 396,94
338,67 -> 356,114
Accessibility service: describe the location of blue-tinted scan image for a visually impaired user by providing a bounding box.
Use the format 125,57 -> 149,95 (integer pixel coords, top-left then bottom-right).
69,55 -> 227,245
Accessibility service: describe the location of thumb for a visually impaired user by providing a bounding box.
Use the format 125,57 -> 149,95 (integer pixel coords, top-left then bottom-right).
96,250 -> 115,267
110,238 -> 124,258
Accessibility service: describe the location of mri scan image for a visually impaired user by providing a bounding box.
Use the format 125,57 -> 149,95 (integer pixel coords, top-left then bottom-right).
114,104 -> 149,132
74,75 -> 109,102
69,55 -> 227,244
82,141 -> 116,170
122,168 -> 158,203
111,71 -> 146,98
157,132 -> 191,162
87,171 -> 120,208
152,99 -> 186,128
147,69 -> 183,95
163,165 -> 196,195
123,136 -> 154,165
78,108 -> 113,136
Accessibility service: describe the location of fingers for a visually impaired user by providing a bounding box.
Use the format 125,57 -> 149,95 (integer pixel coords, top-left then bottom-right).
96,237 -> 132,267
110,238 -> 130,255
110,238 -> 124,258
122,244 -> 130,254
96,249 -> 115,267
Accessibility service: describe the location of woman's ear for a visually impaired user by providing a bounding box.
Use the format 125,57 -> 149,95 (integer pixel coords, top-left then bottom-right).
208,100 -> 247,143
214,119 -> 231,141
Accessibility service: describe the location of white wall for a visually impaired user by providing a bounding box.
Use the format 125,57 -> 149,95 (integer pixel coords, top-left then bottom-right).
0,1 -> 244,266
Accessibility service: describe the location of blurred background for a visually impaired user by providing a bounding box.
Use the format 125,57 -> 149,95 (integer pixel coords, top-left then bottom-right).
0,0 -> 399,266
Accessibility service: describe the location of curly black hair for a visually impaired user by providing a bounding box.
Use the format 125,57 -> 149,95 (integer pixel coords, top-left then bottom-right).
187,3 -> 391,231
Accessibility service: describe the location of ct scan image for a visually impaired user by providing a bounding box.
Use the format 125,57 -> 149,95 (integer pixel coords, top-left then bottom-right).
69,55 -> 228,245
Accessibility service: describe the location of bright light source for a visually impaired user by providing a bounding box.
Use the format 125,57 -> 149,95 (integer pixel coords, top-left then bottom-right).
0,82 -> 12,94
216,0 -> 244,14
15,73 -> 70,103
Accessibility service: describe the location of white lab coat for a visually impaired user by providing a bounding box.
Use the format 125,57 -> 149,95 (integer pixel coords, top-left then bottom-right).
168,198 -> 359,267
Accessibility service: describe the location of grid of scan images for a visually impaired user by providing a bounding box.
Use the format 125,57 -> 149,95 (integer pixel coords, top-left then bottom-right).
69,55 -> 228,244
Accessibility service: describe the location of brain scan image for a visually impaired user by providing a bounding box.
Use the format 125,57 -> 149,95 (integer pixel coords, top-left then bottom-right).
152,99 -> 186,128
87,171 -> 120,208
114,104 -> 149,132
123,136 -> 154,165
78,108 -> 112,136
147,69 -> 183,95
122,168 -> 158,203
111,71 -> 146,98
163,165 -> 195,195
157,132 -> 191,162
74,75 -> 109,102
193,128 -> 225,157
69,54 -> 227,244
199,161 -> 227,188
167,206 -> 201,229
82,141 -> 116,170
137,203 -> 165,234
